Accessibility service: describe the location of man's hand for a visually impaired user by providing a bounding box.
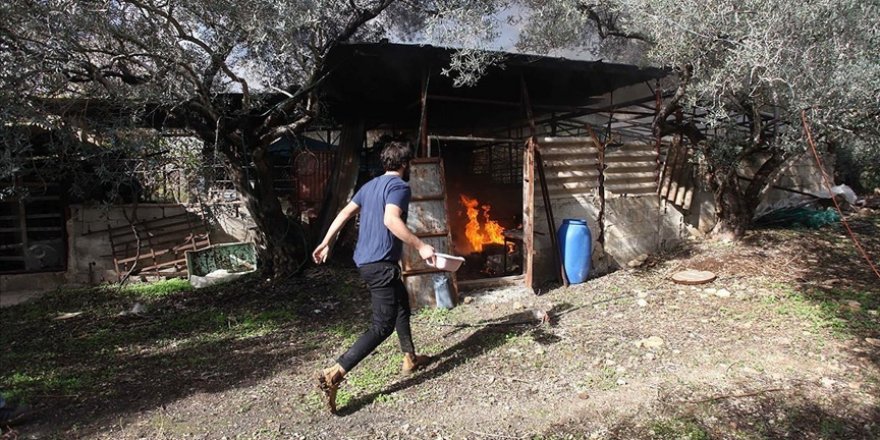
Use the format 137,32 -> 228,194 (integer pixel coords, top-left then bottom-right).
418,242 -> 436,265
312,201 -> 360,265
312,242 -> 330,264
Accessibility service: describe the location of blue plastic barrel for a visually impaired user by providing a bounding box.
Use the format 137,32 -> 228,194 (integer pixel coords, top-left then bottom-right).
557,219 -> 592,284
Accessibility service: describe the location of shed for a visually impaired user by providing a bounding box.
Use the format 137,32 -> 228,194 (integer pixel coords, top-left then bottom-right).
320,43 -> 685,307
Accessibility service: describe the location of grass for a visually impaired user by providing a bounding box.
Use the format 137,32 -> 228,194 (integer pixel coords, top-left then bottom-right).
763,282 -> 879,336
0,276 -> 314,405
649,418 -> 710,440
415,306 -> 453,323
580,366 -> 621,392
122,278 -> 193,298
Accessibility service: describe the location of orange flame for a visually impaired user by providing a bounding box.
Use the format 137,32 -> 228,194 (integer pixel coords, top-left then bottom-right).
459,194 -> 506,252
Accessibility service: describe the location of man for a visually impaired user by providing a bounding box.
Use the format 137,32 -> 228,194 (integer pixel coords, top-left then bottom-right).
312,140 -> 435,414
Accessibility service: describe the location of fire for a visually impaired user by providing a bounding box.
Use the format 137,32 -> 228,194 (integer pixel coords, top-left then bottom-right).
459,194 -> 506,252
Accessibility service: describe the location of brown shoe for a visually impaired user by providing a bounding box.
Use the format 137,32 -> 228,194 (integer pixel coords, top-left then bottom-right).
316,364 -> 346,414
401,353 -> 431,375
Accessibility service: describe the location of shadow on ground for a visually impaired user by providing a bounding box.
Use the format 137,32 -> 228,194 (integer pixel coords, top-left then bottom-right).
541,391 -> 880,439
0,266 -> 368,438
337,303 -> 573,416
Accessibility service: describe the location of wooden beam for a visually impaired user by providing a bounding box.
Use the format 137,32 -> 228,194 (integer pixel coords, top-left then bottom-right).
429,135 -> 520,143
523,139 -> 536,291
535,143 -> 568,287
418,69 -> 430,157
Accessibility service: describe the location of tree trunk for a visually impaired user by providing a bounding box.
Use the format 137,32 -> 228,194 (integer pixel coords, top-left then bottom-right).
224,143 -> 303,278
709,151 -> 788,240
711,171 -> 753,240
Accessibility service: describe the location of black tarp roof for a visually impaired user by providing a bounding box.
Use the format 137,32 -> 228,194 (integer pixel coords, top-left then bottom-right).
322,43 -> 666,128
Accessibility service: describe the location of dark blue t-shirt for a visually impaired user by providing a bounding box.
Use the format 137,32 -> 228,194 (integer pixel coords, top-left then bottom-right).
351,174 -> 411,266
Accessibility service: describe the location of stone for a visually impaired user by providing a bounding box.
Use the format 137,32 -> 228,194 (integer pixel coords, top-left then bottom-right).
637,291 -> 649,299
704,288 -> 717,295
616,378 -> 627,386
715,289 -> 731,298
842,300 -> 861,312
513,301 -> 525,310
637,299 -> 648,307
463,296 -> 474,305
627,254 -> 649,268
635,336 -> 664,349
865,338 -> 880,348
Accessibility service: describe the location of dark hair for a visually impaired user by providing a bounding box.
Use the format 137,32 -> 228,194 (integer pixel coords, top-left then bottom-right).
380,140 -> 414,171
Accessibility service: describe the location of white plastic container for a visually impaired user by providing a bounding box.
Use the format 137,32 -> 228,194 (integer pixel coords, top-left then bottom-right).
428,252 -> 465,272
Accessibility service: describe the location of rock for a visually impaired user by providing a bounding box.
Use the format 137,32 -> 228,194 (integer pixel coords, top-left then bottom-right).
616,378 -> 627,386
644,352 -> 655,361
578,391 -> 590,400
513,301 -> 525,310
627,254 -> 649,268
637,291 -> 649,299
820,377 -> 836,388
637,299 -> 648,307
635,336 -> 664,349
841,300 -> 861,312
463,296 -> 474,305
868,310 -> 878,316
715,289 -> 731,298
54,312 -> 83,320
535,346 -> 546,355
865,338 -> 880,348
704,288 -> 717,295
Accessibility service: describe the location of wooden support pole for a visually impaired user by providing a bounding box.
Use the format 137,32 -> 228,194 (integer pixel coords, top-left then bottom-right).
535,143 -> 568,287
418,69 -> 430,158
523,139 -> 535,290
520,74 -> 537,290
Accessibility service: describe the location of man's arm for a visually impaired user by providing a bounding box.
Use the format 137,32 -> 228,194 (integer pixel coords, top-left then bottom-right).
384,204 -> 435,262
312,201 -> 360,264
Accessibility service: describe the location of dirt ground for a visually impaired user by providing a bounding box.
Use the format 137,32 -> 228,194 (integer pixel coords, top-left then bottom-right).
2,212 -> 879,439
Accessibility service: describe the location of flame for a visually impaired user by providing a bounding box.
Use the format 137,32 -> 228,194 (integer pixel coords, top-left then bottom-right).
459,194 -> 506,252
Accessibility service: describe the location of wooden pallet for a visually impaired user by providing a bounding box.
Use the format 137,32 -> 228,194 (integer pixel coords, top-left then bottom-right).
108,211 -> 211,280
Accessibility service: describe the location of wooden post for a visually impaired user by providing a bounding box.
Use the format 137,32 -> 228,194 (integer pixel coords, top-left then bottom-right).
535,144 -> 568,287
520,74 -> 537,290
418,69 -> 430,158
523,139 -> 535,290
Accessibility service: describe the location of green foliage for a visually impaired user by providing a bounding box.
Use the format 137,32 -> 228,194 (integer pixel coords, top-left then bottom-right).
123,278 -> 193,298
835,138 -> 880,193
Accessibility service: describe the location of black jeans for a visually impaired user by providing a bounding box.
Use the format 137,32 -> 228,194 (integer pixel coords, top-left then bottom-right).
337,261 -> 415,372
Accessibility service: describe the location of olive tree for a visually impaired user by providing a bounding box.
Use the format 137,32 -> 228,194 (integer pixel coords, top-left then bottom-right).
518,0 -> 880,237
0,0 -> 505,276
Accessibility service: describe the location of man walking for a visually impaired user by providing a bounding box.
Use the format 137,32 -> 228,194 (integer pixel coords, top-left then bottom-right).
312,140 -> 434,414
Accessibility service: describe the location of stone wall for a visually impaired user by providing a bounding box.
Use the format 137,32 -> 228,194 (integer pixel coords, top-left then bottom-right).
1,203 -> 244,294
